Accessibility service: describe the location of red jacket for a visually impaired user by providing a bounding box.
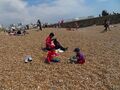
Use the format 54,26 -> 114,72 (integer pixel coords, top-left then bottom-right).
46,36 -> 55,49
47,50 -> 59,62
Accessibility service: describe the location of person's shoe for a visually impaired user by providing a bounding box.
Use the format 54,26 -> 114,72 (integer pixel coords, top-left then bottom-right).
58,49 -> 64,53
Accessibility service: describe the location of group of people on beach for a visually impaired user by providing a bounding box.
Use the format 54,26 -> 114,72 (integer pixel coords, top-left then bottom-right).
43,32 -> 85,64
8,29 -> 27,36
42,19 -> 111,64
6,24 -> 28,36
32,19 -> 112,32
25,19 -> 112,64
6,18 -> 113,64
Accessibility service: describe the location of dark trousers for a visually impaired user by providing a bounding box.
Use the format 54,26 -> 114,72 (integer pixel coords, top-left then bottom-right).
55,44 -> 66,51
37,25 -> 42,30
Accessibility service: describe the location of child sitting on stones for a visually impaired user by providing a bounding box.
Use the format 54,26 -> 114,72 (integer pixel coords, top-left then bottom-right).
69,48 -> 85,64
45,48 -> 60,64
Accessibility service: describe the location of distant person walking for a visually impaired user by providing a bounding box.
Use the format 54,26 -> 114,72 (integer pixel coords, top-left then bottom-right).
58,21 -> 61,28
60,20 -> 64,28
104,19 -> 110,31
26,25 -> 29,30
37,19 -> 42,31
75,22 -> 79,30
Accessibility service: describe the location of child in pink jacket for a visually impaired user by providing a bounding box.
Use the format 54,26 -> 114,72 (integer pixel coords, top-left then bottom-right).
45,49 -> 60,64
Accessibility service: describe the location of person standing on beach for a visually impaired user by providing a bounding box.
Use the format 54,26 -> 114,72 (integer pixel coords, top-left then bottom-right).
60,19 -> 64,28
104,19 -> 110,31
75,22 -> 79,30
58,21 -> 61,28
37,19 -> 42,31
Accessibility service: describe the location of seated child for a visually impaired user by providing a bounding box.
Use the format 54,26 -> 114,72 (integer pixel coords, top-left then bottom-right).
45,49 -> 60,64
69,48 -> 85,64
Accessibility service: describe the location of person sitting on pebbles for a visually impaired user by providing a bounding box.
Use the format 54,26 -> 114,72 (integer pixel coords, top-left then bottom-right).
45,32 -> 55,50
45,48 -> 60,64
69,48 -> 85,64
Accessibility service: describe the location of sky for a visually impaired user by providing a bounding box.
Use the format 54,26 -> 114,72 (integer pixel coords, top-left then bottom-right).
0,0 -> 120,26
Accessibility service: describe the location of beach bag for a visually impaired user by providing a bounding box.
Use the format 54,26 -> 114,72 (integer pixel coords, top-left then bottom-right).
24,55 -> 32,63
56,49 -> 64,53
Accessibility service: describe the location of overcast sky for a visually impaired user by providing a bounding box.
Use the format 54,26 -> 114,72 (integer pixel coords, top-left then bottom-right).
0,0 -> 120,26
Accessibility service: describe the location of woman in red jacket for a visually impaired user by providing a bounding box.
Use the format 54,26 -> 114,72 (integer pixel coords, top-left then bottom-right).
46,32 -> 55,50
